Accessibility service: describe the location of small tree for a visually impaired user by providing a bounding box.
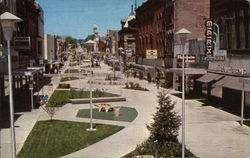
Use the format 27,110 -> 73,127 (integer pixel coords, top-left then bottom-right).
133,90 -> 182,157
45,102 -> 58,121
124,70 -> 130,85
147,90 -> 181,143
147,73 -> 152,83
139,72 -> 144,80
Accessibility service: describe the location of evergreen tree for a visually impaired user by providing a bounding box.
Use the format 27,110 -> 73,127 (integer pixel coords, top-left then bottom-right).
147,90 -> 181,143
132,90 -> 194,158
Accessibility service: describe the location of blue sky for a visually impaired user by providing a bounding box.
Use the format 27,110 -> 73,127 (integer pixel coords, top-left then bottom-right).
36,0 -> 146,39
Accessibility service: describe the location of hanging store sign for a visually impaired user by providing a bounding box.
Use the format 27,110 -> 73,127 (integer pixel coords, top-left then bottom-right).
205,20 -> 214,57
146,49 -> 158,59
177,54 -> 196,63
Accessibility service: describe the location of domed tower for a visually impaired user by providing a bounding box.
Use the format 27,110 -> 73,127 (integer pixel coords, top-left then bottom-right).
92,24 -> 99,53
93,24 -> 98,35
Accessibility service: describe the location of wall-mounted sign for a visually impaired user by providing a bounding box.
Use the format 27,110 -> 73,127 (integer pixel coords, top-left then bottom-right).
14,36 -> 31,50
146,49 -> 158,59
177,54 -> 196,63
201,56 -> 225,61
205,20 -> 214,57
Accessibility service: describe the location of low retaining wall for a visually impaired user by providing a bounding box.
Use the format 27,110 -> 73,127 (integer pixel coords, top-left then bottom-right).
88,81 -> 124,85
70,97 -> 126,104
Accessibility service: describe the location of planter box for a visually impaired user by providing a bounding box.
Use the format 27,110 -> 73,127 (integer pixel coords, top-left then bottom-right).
58,83 -> 70,89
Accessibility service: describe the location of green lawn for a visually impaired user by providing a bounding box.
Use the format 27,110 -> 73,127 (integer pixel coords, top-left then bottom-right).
77,107 -> 138,122
48,90 -> 119,107
65,69 -> 79,73
60,77 -> 79,82
17,120 -> 123,158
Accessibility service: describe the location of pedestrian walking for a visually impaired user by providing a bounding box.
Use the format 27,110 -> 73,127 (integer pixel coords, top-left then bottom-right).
156,68 -> 160,89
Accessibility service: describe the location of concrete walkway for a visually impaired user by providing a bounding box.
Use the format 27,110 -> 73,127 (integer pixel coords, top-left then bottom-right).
1,61 -> 250,158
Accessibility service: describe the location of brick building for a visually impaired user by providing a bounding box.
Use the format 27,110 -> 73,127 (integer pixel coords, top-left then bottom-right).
16,0 -> 43,66
119,5 -> 136,58
135,0 -> 209,87
136,0 -> 210,68
0,0 -> 44,127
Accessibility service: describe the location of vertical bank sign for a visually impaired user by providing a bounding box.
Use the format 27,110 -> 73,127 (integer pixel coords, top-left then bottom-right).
205,20 -> 214,57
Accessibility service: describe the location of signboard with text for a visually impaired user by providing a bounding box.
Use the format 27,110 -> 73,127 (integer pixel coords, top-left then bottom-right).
14,37 -> 31,50
205,20 -> 214,57
201,56 -> 225,61
146,49 -> 158,59
177,54 -> 196,63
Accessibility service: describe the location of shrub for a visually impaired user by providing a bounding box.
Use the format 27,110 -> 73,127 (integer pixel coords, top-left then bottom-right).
139,72 -> 143,80
129,82 -> 135,88
133,72 -> 137,78
134,83 -> 140,88
94,88 -> 104,97
147,73 -> 152,83
125,83 -> 129,88
134,140 -> 184,158
125,82 -> 149,91
105,74 -> 112,80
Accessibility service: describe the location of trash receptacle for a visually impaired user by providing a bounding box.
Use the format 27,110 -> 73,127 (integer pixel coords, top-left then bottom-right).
114,107 -> 121,117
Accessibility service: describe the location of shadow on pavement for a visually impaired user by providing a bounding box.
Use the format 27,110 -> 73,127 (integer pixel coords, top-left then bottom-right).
1,89 -> 42,129
171,91 -> 205,100
172,91 -> 250,120
236,120 -> 250,127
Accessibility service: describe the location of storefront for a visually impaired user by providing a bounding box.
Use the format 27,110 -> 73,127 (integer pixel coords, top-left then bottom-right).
196,71 -> 250,117
170,68 -> 206,93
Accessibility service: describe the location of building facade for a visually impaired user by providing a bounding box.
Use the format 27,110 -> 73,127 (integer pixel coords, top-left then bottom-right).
16,0 -> 43,66
196,0 -> 250,118
119,5 -> 136,58
136,0 -> 210,68
106,30 -> 119,56
134,0 -> 209,87
0,1 -> 45,125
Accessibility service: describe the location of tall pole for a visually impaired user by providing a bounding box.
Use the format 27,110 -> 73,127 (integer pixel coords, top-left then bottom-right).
7,40 -> 17,158
30,88 -> 34,110
90,55 -> 93,129
87,54 -> 96,131
241,82 -> 245,126
182,42 -> 185,158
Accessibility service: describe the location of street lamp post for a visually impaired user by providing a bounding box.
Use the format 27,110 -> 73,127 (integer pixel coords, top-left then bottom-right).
118,47 -> 123,72
86,54 -> 96,131
85,40 -> 96,131
176,28 -> 191,158
0,12 -> 22,158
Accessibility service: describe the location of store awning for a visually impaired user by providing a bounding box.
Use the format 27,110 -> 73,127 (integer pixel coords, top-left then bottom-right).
212,76 -> 231,87
169,68 -> 206,75
196,73 -> 224,83
12,68 -> 41,76
213,76 -> 250,92
132,64 -> 153,71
